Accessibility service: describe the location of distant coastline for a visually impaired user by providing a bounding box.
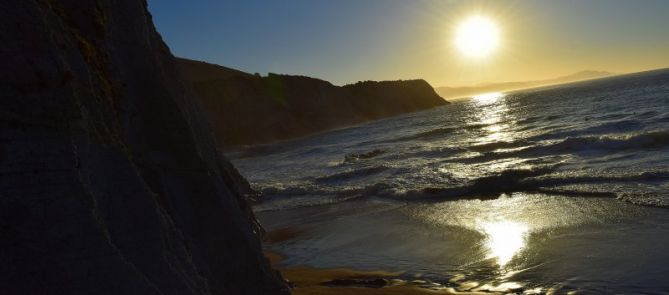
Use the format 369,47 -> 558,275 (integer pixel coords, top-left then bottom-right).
436,70 -> 613,100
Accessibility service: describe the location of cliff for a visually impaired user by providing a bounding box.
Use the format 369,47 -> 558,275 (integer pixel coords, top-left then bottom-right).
177,58 -> 448,146
0,1 -> 287,294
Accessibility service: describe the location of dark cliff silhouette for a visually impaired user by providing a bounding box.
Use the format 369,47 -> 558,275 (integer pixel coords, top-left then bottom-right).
1,1 -> 287,294
177,58 -> 448,146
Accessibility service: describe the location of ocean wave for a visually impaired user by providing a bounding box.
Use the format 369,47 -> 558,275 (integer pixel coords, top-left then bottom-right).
515,115 -> 543,125
463,123 -> 495,130
258,167 -> 669,210
515,114 -> 563,125
525,170 -> 669,186
315,165 -> 389,182
382,166 -> 559,201
617,192 -> 669,209
253,194 -> 367,212
382,127 -> 458,143
539,130 -> 669,153
596,112 -> 631,121
344,149 -> 386,162
260,166 -> 559,202
468,140 -> 530,152
455,130 -> 669,164
386,123 -> 496,143
528,119 -> 644,141
260,182 -> 393,198
261,184 -> 335,196
399,146 -> 467,159
384,169 -> 669,205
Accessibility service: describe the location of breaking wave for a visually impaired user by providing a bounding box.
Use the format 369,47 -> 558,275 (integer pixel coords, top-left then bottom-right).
256,166 -> 669,210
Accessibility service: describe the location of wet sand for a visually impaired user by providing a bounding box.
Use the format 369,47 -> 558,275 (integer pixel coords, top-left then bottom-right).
260,207 -> 530,295
263,229 -> 442,294
265,227 -> 534,295
267,251 -> 492,295
259,197 -> 669,294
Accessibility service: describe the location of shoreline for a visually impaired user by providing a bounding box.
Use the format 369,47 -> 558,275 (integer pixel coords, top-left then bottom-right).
266,251 -> 472,295
266,250 -> 540,294
258,195 -> 669,294
260,207 -> 542,294
264,235 -> 535,295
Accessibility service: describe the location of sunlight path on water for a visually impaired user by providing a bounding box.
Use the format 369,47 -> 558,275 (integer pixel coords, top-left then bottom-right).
470,92 -> 516,144
472,92 -> 505,105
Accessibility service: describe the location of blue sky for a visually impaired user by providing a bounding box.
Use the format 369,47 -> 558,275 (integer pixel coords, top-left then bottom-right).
148,0 -> 669,86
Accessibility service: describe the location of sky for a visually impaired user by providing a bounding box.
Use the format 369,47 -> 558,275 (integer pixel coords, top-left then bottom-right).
148,0 -> 669,87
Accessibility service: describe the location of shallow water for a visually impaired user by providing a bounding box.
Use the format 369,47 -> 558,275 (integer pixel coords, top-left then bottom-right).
230,69 -> 669,293
258,196 -> 669,293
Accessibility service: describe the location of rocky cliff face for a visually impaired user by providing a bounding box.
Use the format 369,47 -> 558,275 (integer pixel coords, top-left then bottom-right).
177,58 -> 448,146
0,1 -> 287,294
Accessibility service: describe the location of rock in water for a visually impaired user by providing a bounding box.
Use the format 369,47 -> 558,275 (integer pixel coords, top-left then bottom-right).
0,1 -> 288,294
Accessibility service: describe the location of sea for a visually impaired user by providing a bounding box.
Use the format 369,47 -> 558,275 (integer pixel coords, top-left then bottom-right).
227,68 -> 669,294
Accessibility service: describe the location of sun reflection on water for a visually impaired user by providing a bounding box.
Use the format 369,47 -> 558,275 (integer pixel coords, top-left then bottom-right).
480,220 -> 529,266
465,93 -> 532,266
472,92 -> 505,105
469,92 -> 517,144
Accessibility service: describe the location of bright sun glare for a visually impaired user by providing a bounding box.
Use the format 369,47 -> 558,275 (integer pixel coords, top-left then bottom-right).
481,220 -> 528,266
455,15 -> 500,58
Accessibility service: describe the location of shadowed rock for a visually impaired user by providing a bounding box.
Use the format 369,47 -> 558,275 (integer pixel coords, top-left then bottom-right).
0,0 -> 288,294
323,278 -> 389,288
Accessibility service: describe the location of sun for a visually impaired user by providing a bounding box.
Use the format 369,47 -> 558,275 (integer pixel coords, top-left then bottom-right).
455,15 -> 500,58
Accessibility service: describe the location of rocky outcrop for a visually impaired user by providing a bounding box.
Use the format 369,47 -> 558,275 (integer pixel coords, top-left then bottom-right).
177,58 -> 448,146
0,1 -> 287,294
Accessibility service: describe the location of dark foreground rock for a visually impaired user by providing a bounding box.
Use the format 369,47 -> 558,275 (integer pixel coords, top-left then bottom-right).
0,1 -> 288,294
323,278 -> 389,288
177,58 -> 448,146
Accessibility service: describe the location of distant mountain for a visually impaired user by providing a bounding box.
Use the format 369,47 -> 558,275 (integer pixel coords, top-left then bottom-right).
555,70 -> 613,82
177,58 -> 448,146
436,70 -> 613,99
